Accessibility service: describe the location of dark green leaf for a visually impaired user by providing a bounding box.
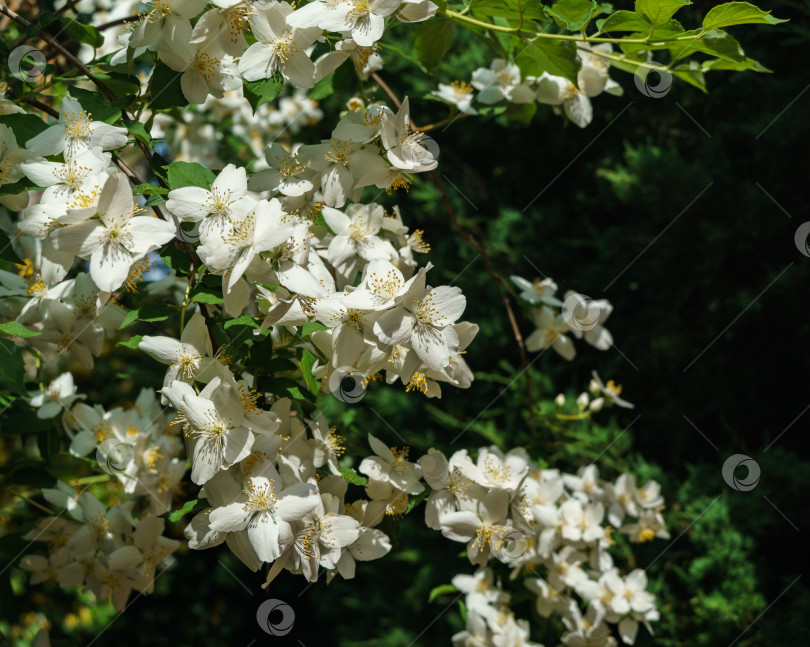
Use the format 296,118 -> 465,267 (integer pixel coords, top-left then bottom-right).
428,584 -> 458,603
0,114 -> 49,146
59,17 -> 103,47
634,0 -> 690,25
0,338 -> 27,395
517,39 -> 580,84
298,348 -> 320,394
224,314 -> 259,330
124,119 -> 153,146
243,73 -> 284,113
413,16 -> 456,70
309,71 -> 335,100
150,63 -> 187,110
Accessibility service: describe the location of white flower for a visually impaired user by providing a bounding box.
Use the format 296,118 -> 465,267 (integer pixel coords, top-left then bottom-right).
50,172 -> 175,292
380,97 -> 438,172
238,1 -> 321,88
128,0 -> 208,71
29,372 -> 81,419
208,462 -> 320,562
162,378 -> 255,484
471,59 -> 535,105
198,197 -> 296,292
510,275 -> 562,306
590,371 -> 634,408
433,81 -> 477,115
288,0 -> 401,48
534,73 -> 593,128
139,311 -> 221,388
359,434 -> 423,495
525,306 -> 576,360
165,163 -> 251,239
373,267 -> 466,372
19,149 -> 110,205
26,98 -> 127,156
322,202 -> 397,278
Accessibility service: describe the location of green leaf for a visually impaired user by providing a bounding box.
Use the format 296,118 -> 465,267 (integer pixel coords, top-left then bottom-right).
59,17 -> 103,47
166,161 -> 216,190
598,10 -> 648,32
124,119 -> 153,146
517,39 -> 580,84
69,86 -> 127,124
0,230 -> 20,263
265,377 -> 314,402
133,183 -> 169,196
116,334 -> 143,349
190,284 -> 224,305
161,246 -> 192,275
0,114 -> 49,146
224,314 -> 259,330
298,348 -> 320,395
309,71 -> 335,100
672,61 -> 707,91
0,321 -> 40,338
428,584 -> 458,603
118,308 -> 140,330
634,0 -> 690,25
701,2 -> 787,30
161,498 -> 209,523
338,467 -> 367,486
144,193 -> 167,207
0,338 -> 27,395
243,73 -> 284,113
413,16 -> 456,70
548,0 -> 597,31
149,63 -> 187,110
299,321 -> 328,338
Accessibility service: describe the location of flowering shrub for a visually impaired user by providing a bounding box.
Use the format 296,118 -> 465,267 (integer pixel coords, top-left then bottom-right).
0,0 -> 786,644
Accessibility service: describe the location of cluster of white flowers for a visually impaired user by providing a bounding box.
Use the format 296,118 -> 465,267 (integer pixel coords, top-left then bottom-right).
0,1 -> 673,641
434,46 -> 622,128
18,482 -> 180,611
512,275 -> 614,360
422,447 -> 668,646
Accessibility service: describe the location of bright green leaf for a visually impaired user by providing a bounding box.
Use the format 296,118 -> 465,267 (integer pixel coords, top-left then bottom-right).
338,467 -> 368,486
635,0 -> 690,25
0,321 -> 40,338
166,161 -> 216,190
548,0 -> 598,31
702,1 -> 787,30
